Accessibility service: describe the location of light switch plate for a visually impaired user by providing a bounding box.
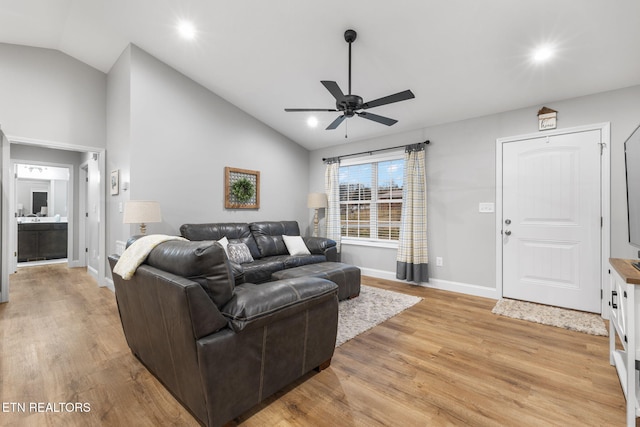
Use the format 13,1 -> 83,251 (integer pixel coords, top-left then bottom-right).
479,202 -> 495,213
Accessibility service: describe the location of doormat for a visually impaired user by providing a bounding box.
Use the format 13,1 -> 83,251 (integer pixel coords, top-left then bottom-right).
492,298 -> 608,336
337,285 -> 422,347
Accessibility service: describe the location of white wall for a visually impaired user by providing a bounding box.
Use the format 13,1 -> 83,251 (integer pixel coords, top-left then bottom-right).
310,85 -> 640,290
106,45 -> 312,253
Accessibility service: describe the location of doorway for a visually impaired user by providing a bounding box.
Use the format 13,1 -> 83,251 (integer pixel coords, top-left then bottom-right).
495,123 -> 610,316
14,162 -> 71,266
1,136 -> 106,303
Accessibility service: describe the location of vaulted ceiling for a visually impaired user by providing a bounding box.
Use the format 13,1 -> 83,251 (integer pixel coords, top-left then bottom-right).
1,1 -> 640,150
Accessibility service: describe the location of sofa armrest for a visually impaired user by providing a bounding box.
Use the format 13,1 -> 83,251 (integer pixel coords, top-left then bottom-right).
228,260 -> 246,285
303,237 -> 337,261
221,278 -> 338,333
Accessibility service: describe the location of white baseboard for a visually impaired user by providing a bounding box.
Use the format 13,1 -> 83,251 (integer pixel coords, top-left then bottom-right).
359,267 -> 499,300
87,265 -> 98,282
103,278 -> 115,292
67,259 -> 82,268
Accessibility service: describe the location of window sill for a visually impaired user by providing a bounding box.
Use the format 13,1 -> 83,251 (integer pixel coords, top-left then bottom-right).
340,238 -> 398,250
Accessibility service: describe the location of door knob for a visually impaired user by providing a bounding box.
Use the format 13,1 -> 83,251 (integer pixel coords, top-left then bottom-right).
505,230 -> 512,236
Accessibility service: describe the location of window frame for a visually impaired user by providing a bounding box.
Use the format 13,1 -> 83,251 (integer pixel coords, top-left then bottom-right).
339,150 -> 404,249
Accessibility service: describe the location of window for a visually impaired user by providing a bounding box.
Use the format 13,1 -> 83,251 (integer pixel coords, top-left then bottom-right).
339,155 -> 404,243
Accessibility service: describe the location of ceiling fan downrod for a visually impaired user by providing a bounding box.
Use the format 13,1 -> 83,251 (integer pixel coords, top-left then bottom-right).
345,29 -> 357,96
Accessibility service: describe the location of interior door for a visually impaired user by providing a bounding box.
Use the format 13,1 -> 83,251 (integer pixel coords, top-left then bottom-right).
502,129 -> 601,313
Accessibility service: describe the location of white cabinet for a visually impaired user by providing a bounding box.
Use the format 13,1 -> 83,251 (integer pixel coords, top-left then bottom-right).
609,258 -> 640,426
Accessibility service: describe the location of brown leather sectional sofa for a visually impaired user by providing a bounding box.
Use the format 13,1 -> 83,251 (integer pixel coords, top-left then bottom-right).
108,237 -> 339,427
179,221 -> 338,284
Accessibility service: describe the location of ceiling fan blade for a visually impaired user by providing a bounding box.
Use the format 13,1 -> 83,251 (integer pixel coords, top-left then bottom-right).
362,90 -> 415,110
326,115 -> 346,130
321,81 -> 345,101
356,111 -> 398,126
284,108 -> 339,112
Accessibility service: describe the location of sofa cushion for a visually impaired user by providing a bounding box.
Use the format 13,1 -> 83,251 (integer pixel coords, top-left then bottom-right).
180,222 -> 261,259
221,277 -> 338,332
227,242 -> 254,264
242,258 -> 286,284
145,240 -> 235,308
250,221 -> 300,257
283,254 -> 326,269
282,235 -> 310,256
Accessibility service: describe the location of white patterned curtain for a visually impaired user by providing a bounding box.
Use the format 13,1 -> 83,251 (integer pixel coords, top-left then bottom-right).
324,159 -> 341,252
396,144 -> 428,282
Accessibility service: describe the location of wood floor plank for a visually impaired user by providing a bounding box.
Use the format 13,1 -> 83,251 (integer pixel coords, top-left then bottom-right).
0,265 -> 630,426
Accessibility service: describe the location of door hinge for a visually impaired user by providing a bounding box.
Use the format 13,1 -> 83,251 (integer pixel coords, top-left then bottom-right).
601,217 -> 603,227
85,212 -> 88,218
601,289 -> 603,299
85,248 -> 88,253
599,142 -> 607,155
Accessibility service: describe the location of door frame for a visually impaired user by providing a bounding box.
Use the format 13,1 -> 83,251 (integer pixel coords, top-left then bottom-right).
1,134 -> 107,303
495,123 -> 611,318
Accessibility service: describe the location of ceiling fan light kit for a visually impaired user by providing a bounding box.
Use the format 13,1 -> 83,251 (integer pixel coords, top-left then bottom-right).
285,29 -> 415,131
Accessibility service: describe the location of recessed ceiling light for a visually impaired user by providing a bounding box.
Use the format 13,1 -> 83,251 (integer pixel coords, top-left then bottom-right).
307,117 -> 318,128
532,45 -> 554,63
177,20 -> 196,40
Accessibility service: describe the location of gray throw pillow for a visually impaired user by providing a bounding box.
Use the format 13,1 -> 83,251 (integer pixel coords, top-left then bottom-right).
227,242 -> 254,264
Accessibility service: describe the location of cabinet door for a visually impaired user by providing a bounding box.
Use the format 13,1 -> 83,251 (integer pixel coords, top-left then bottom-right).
18,230 -> 39,262
610,269 -> 628,345
39,228 -> 68,259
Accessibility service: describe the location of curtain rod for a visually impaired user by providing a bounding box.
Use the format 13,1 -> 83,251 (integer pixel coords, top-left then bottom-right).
322,139 -> 430,162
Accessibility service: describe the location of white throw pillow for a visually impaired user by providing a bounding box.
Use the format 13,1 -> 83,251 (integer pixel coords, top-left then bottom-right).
283,235 -> 311,256
217,236 -> 229,256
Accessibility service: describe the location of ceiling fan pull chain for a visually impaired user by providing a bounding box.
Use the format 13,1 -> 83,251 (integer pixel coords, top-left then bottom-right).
345,119 -> 348,139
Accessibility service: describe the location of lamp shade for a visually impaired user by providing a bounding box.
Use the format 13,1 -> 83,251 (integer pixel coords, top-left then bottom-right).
123,200 -> 162,224
307,192 -> 328,209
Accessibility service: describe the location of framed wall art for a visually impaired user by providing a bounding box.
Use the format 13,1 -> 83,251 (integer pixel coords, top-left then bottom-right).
110,170 -> 119,196
225,167 -> 260,209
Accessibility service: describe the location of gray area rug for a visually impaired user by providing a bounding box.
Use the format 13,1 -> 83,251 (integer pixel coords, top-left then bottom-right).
337,284 -> 422,347
492,298 -> 608,336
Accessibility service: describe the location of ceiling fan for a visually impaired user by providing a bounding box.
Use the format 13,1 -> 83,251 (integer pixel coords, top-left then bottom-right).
285,29 -> 415,130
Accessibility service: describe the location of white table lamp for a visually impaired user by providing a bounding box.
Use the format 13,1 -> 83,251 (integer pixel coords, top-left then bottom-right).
123,200 -> 162,235
307,192 -> 328,237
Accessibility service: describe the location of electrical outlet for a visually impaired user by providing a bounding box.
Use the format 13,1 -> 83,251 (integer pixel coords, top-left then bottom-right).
436,257 -> 443,267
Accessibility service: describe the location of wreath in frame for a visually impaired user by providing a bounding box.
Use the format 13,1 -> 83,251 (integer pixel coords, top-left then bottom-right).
230,178 -> 255,203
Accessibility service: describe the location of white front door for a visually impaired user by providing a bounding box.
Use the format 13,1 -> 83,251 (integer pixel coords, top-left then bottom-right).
502,129 -> 602,313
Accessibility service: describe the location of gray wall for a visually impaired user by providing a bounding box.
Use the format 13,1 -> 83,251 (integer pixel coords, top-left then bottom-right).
0,44 -> 106,273
106,45 -> 311,252
106,45 -> 132,258
310,85 -> 640,289
0,43 -> 106,147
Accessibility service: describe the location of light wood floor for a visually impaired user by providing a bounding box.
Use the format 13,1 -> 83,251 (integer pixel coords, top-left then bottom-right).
0,264 -> 629,426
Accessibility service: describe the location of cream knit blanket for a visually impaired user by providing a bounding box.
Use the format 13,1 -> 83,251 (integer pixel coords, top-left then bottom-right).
113,234 -> 187,280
